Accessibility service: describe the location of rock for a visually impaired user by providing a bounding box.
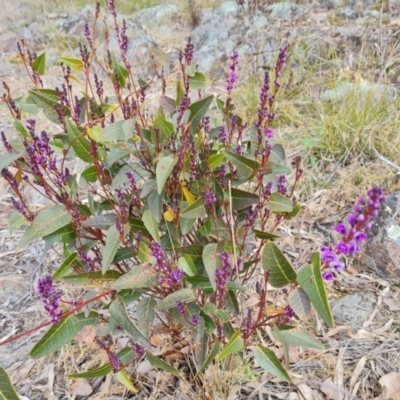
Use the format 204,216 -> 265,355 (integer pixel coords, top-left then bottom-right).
20,22 -> 49,48
321,81 -> 397,105
331,293 -> 377,330
337,6 -> 357,19
351,191 -> 400,281
363,9 -> 381,18
59,5 -> 94,36
135,4 -> 180,26
267,2 -> 305,19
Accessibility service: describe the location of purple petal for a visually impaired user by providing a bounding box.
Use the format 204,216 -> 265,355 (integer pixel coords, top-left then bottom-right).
335,224 -> 348,235
329,261 -> 345,271
335,242 -> 350,254
354,232 -> 368,242
323,271 -> 334,281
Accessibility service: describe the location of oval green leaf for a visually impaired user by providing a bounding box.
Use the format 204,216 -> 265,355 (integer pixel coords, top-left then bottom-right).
146,351 -> 180,376
156,156 -> 177,194
155,288 -> 195,310
266,193 -> 293,213
262,242 -> 297,288
0,366 -> 20,400
253,345 -> 291,383
297,252 -> 334,328
216,330 -> 244,361
17,205 -> 72,250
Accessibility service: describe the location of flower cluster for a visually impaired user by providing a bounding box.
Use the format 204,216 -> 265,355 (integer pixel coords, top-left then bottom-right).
176,300 -> 186,317
202,188 -> 217,207
215,251 -> 231,299
321,186 -> 385,280
151,241 -> 183,286
37,276 -> 62,323
226,51 -> 239,93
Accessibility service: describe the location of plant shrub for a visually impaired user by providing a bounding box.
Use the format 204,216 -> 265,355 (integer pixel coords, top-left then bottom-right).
0,0 -> 385,394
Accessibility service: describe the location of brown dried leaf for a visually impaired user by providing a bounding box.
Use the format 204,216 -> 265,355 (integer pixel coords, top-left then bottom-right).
70,380 -> 93,396
76,325 -> 96,345
377,372 -> 400,400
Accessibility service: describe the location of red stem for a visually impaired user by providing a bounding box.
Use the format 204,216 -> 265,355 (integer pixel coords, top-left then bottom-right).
0,290 -> 115,347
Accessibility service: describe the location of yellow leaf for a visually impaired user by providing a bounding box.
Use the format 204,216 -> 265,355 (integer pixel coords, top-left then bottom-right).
181,185 -> 196,205
164,209 -> 177,221
265,307 -> 287,316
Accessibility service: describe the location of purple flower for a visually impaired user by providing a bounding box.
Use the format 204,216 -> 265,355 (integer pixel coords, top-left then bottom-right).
320,247 -> 337,263
176,300 -> 186,317
133,343 -> 144,358
335,242 -> 349,254
329,261 -> 345,271
203,188 -> 217,207
191,314 -> 200,326
215,251 -> 230,299
109,352 -> 122,371
37,276 -> 62,323
323,271 -> 335,281
354,232 -> 368,242
335,224 -> 348,235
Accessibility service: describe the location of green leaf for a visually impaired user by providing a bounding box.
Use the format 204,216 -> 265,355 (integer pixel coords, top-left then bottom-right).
0,366 -> 20,400
278,328 -> 325,350
32,52 -> 46,75
180,197 -> 206,219
196,341 -> 220,375
178,255 -> 197,276
216,330 -> 244,361
59,56 -> 83,71
202,243 -> 219,291
102,225 -> 123,274
253,345 -> 291,383
103,120 -> 125,141
188,95 -> 213,135
230,188 -> 259,211
266,193 -> 293,213
112,247 -> 135,263
155,289 -> 195,310
148,189 -> 164,223
180,216 -> 196,235
207,153 -> 224,170
297,253 -> 334,327
155,115 -> 174,138
30,314 -> 83,359
109,296 -> 149,346
176,81 -> 184,106
270,144 -> 286,164
286,203 -> 301,220
54,252 -> 78,282
146,351 -> 180,376
0,152 -> 22,172
111,265 -> 158,290
17,205 -> 72,250
81,165 -> 97,183
224,150 -> 259,179
189,72 -> 210,90
262,242 -> 297,288
137,297 -> 155,338
287,287 -> 311,318
43,223 -> 76,244
156,156 -> 177,195
62,270 -> 121,288
82,213 -> 117,230
29,89 -> 67,124
117,370 -> 138,393
142,210 -> 160,242
111,51 -> 128,88
253,229 -> 281,240
68,347 -> 134,378
66,119 -> 92,163
14,119 -> 29,138
87,126 -> 103,141
9,211 -> 26,235
122,118 -> 136,141
272,324 -> 289,369
226,290 -> 240,314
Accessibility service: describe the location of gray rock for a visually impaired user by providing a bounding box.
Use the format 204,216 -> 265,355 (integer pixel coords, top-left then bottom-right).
352,191 -> 400,281
267,2 -> 304,19
135,4 -> 180,26
20,22 -> 48,48
251,10 -> 269,28
331,293 -> 377,330
59,5 -> 94,36
363,9 -> 381,18
321,81 -> 397,105
337,6 -> 357,19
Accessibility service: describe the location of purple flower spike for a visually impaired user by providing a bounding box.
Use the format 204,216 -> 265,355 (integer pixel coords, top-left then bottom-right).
335,224 -> 348,235
37,276 -> 62,323
349,240 -> 360,256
